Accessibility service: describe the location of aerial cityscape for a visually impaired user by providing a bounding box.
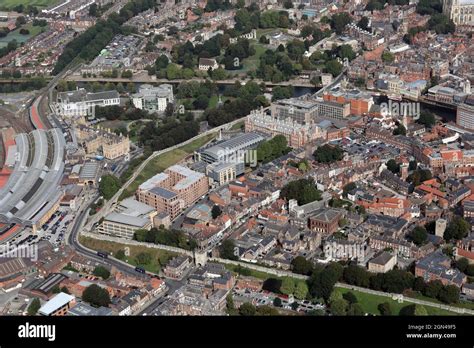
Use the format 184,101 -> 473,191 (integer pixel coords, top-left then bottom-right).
1,0 -> 474,325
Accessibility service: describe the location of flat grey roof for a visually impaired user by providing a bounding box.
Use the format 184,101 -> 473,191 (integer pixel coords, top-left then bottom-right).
149,186 -> 177,200
104,212 -> 150,228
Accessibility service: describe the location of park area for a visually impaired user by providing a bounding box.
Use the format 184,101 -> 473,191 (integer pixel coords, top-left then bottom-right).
332,287 -> 459,316
0,23 -> 44,48
224,263 -> 464,316
1,0 -> 61,10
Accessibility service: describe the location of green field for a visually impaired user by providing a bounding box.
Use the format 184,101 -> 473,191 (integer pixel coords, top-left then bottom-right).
120,133 -> 216,199
230,120 -> 244,131
238,43 -> 267,73
0,23 -> 45,48
223,263 -> 464,316
1,0 -> 61,10
333,287 -> 461,316
80,236 -> 176,274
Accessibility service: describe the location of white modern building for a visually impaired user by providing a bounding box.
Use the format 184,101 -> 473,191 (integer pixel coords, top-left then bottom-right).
56,89 -> 120,118
132,84 -> 174,112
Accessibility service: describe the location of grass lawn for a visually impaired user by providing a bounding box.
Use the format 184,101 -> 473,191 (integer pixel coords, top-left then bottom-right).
333,287 -> 461,316
120,133 -> 216,199
1,0 -> 61,9
223,263 -> 308,288
99,119 -> 129,132
208,95 -> 230,108
230,120 -> 244,131
80,236 -> 176,274
240,43 -> 267,72
0,23 -> 45,48
223,263 -> 465,315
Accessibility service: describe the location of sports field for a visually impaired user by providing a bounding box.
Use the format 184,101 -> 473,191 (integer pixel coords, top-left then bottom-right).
1,0 -> 62,10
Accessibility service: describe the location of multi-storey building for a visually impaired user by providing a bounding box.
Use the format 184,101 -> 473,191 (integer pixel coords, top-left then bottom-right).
197,132 -> 265,164
271,99 -> 319,125
314,99 -> 351,120
308,209 -> 343,235
244,109 -> 325,147
323,89 -> 374,116
443,0 -> 474,25
137,165 -> 209,220
99,198 -> 157,239
75,125 -> 130,160
415,250 -> 466,287
57,89 -> 120,119
456,97 -> 474,130
132,84 -> 174,112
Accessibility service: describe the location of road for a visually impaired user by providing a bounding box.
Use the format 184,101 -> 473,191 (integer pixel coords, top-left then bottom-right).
67,193 -> 146,278
138,277 -> 187,315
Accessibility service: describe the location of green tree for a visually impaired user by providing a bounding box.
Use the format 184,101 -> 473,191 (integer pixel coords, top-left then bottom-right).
308,263 -> 343,302
413,276 -> 426,292
382,51 -> 395,63
82,284 -> 111,307
324,59 -> 343,77
239,302 -> 256,316
417,111 -> 436,127
212,205 -> 222,219
273,297 -> 282,307
280,178 -> 322,205
411,226 -> 428,246
93,266 -> 111,280
226,294 -> 238,315
393,123 -> 407,136
330,298 -> 348,315
456,258 -> 469,273
386,159 -> 400,174
256,305 -> 279,315
357,16 -> 370,31
342,292 -> 358,304
135,252 -> 152,265
347,303 -> 364,316
438,285 -> 459,304
99,174 -> 121,200
27,298 -> 41,316
280,277 -> 295,295
115,249 -> 126,261
423,280 -> 443,298
400,304 -> 428,316
342,182 -> 357,197
329,12 -> 352,35
343,265 -> 371,288
378,302 -> 392,316
291,256 -> 313,275
382,269 -> 414,293
220,239 -> 238,260
313,144 -> 344,163
294,281 -> 309,300
444,216 -> 470,241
